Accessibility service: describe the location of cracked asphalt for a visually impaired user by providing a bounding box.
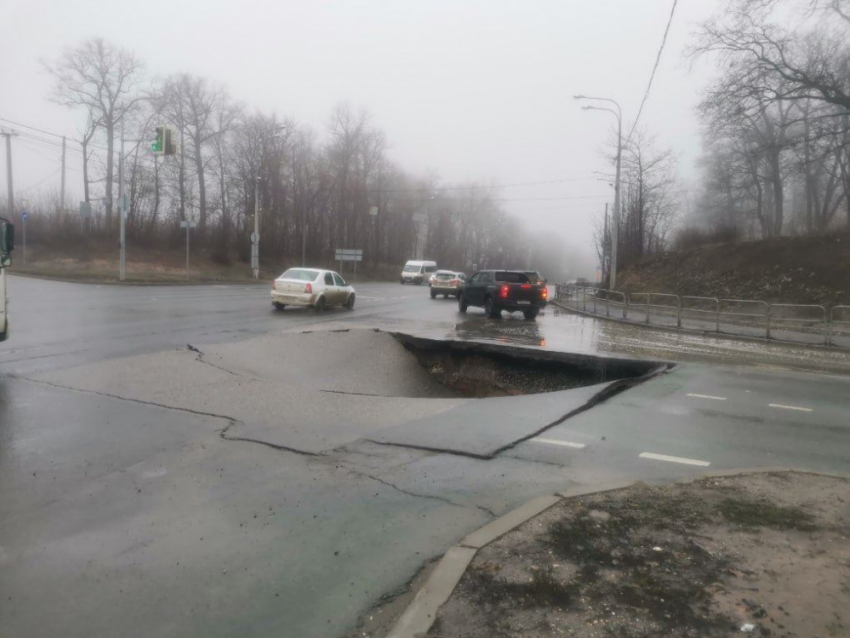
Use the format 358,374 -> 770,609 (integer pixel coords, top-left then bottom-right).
2,275 -> 850,638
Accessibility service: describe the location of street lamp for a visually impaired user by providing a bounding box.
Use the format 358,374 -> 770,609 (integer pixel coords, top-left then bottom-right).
574,95 -> 622,290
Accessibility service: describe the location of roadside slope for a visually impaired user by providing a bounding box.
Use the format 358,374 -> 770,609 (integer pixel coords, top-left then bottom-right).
618,233 -> 850,305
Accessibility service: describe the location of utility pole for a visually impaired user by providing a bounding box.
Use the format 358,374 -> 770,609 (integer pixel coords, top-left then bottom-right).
574,95 -> 623,290
252,177 -> 260,280
118,115 -> 126,281
2,129 -> 17,216
60,136 -> 66,225
603,202 -> 609,286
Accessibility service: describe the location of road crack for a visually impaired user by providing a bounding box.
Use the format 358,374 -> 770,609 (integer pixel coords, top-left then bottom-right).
185,344 -> 261,381
356,470 -> 497,518
10,374 -> 320,457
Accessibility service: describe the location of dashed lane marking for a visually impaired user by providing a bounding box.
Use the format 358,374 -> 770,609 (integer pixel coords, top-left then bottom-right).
769,403 -> 813,412
686,393 -> 726,401
531,437 -> 586,449
639,452 -> 710,467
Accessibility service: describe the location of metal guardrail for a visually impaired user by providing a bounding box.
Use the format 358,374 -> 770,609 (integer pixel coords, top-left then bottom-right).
681,296 -> 720,333
556,284 -> 847,349
828,305 -> 850,347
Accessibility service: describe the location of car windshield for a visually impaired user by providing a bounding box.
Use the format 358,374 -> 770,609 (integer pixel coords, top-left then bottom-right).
403,264 -> 420,272
280,269 -> 320,281
495,272 -> 530,283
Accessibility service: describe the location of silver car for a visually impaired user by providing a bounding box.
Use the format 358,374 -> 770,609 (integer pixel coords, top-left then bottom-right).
429,270 -> 467,298
271,268 -> 355,312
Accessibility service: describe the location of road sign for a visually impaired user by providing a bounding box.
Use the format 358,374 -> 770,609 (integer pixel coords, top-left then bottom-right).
180,220 -> 197,229
21,211 -> 29,222
335,248 -> 362,262
369,206 -> 378,217
251,232 -> 259,244
79,202 -> 91,218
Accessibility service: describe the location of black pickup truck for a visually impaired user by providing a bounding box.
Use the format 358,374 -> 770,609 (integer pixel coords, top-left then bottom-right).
457,270 -> 548,320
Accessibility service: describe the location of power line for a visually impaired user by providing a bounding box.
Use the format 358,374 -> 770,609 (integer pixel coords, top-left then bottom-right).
625,0 -> 679,145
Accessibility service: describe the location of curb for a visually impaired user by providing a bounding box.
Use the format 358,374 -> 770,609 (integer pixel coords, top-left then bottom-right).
384,478 -> 636,638
552,300 -> 849,354
383,468 -> 848,638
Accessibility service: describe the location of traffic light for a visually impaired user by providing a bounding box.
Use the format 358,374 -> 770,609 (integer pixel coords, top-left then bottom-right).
163,126 -> 177,156
151,126 -> 178,156
151,126 -> 164,154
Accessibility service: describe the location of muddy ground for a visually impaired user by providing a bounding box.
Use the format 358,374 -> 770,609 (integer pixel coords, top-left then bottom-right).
429,472 -> 850,638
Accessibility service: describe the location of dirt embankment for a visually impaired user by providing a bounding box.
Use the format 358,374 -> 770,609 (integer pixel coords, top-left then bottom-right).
617,234 -> 850,306
431,472 -> 850,638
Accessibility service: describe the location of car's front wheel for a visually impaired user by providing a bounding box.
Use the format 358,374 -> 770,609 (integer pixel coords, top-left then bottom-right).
345,293 -> 355,310
400,278 -> 405,285
458,294 -> 468,313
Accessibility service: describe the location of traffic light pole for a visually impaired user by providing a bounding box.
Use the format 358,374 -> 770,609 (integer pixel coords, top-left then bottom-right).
253,178 -> 260,280
119,116 -> 126,282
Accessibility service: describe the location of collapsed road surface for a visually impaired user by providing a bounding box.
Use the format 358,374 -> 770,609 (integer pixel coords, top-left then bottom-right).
2,276 -> 850,638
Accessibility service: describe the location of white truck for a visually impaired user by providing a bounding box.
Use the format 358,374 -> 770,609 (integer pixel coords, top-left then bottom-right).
0,217 -> 15,342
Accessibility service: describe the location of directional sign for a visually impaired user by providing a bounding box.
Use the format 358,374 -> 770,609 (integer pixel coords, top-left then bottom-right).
21,211 -> 29,222
180,220 -> 197,229
335,248 -> 363,262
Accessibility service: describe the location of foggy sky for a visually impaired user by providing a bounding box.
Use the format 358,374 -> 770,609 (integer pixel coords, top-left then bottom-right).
0,0 -> 719,275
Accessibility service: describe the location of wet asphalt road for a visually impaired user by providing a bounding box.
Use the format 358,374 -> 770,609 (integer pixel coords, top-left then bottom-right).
2,275 -> 850,638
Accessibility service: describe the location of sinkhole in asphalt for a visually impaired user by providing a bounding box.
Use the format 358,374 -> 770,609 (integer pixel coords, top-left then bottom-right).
391,333 -> 660,398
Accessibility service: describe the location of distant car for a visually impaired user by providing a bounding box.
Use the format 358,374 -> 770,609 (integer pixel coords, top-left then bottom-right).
271,268 -> 355,312
429,270 -> 467,298
400,260 -> 437,285
458,269 -> 548,320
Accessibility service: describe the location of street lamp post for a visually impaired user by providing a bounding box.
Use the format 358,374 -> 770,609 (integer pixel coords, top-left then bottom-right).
574,95 -> 622,290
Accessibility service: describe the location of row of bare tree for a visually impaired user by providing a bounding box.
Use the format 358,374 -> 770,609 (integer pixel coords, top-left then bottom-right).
689,0 -> 850,240
594,131 -> 679,284
33,38 -> 573,277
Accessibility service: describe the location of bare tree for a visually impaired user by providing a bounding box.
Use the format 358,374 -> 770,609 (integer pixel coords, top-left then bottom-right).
44,38 -> 145,230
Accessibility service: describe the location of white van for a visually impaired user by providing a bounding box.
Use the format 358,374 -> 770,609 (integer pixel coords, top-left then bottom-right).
400,260 -> 437,285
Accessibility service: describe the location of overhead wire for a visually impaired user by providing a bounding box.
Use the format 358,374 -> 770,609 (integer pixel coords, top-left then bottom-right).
624,0 -> 679,145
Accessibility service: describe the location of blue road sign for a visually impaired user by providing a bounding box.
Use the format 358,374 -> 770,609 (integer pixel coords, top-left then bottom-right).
21,211 -> 29,222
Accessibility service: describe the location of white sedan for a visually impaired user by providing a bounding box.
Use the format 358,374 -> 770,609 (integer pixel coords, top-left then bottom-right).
271,268 -> 355,312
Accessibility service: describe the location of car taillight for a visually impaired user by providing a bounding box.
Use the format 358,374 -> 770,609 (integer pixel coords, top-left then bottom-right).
450,279 -> 459,285
304,282 -> 313,294
541,287 -> 548,300
499,284 -> 509,299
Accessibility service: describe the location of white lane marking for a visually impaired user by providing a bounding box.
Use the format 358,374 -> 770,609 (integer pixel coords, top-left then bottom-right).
531,437 -> 586,449
686,393 -> 726,401
639,452 -> 710,467
769,403 -> 813,412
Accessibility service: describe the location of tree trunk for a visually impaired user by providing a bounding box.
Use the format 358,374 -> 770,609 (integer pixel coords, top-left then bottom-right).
105,121 -> 115,231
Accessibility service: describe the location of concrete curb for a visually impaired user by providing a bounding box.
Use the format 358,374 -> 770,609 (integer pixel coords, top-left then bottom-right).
552,300 -> 849,354
383,479 -> 637,638
382,468 -> 848,638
